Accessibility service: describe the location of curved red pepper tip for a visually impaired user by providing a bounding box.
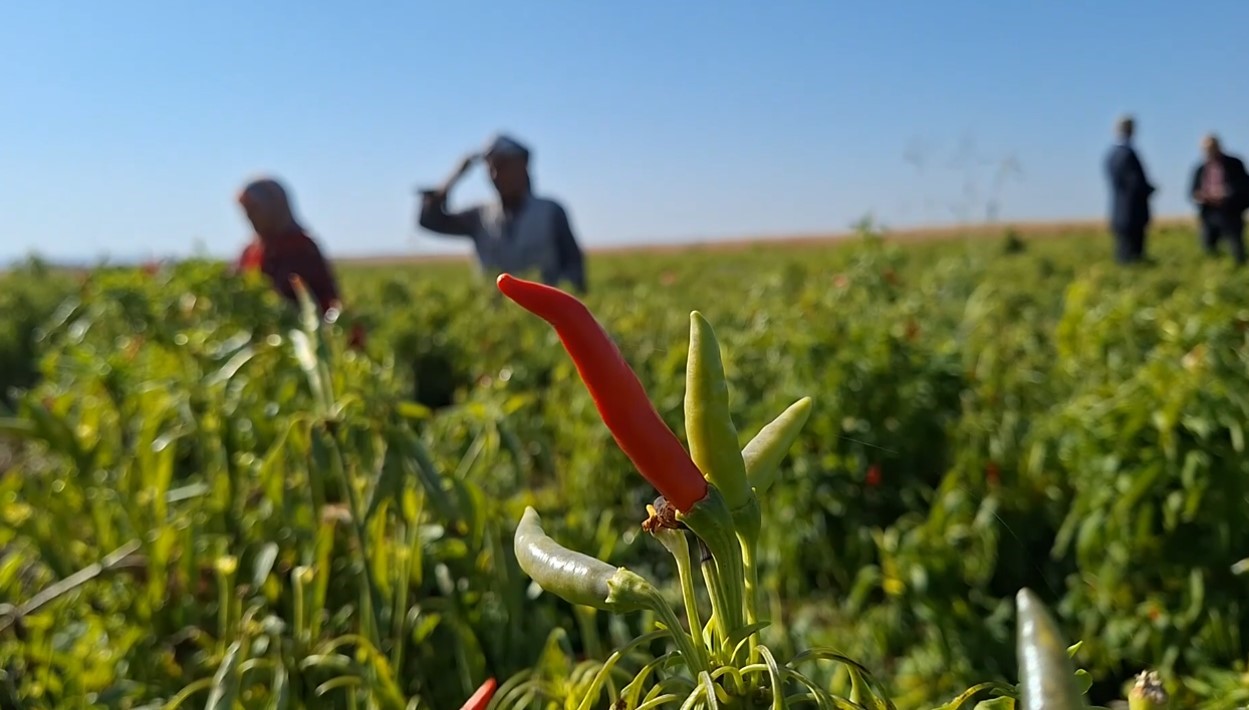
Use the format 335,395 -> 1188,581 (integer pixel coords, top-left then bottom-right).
458,677 -> 497,710
497,272 -> 533,297
497,273 -> 581,326
495,273 -> 709,512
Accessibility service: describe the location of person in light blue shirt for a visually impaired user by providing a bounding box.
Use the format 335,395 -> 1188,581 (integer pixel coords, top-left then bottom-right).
417,134 -> 587,294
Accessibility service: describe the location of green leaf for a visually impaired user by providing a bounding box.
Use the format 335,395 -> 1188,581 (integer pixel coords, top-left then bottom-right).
204,640 -> 246,710
934,683 -> 1016,710
252,543 -> 279,590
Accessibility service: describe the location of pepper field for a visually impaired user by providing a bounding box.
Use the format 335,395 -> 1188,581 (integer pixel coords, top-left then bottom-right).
1,222 -> 1248,708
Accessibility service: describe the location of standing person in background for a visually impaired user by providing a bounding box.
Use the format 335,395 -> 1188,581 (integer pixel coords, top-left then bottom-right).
1190,134 -> 1249,265
236,176 -> 344,315
1104,115 -> 1156,264
417,134 -> 588,295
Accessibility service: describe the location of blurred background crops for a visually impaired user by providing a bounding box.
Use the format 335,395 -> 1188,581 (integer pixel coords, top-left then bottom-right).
3,225 -> 1249,708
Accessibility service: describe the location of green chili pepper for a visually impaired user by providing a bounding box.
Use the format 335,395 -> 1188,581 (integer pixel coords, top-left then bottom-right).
683,311 -> 767,647
515,506 -> 711,673
514,507 -> 648,613
1016,588 -> 1085,710
742,397 -> 813,495
684,311 -> 750,511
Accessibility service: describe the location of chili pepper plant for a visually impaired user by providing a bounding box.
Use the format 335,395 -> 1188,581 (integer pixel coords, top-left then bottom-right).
486,274 -> 1102,709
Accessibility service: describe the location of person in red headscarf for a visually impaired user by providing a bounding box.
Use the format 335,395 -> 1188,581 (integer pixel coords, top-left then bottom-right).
236,176 -> 365,347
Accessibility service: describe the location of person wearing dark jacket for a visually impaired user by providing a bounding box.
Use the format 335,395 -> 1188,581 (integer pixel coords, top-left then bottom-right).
1190,134 -> 1249,265
416,134 -> 587,295
1104,115 -> 1156,264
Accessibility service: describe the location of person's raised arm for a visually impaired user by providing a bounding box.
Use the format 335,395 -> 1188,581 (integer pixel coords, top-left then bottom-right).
419,192 -> 481,237
552,204 -> 587,295
417,154 -> 480,237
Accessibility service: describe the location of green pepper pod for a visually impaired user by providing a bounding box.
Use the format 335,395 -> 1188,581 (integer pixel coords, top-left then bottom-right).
684,311 -> 751,511
742,397 -> 813,495
1016,588 -> 1085,710
514,507 -> 648,613
649,527 -> 711,667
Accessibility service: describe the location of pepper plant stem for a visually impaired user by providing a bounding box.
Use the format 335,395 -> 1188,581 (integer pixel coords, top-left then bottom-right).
653,529 -> 707,665
740,536 -> 761,663
643,587 -> 711,676
712,553 -> 744,643
699,557 -> 729,654
729,497 -> 763,664
679,486 -> 745,637
315,424 -> 384,648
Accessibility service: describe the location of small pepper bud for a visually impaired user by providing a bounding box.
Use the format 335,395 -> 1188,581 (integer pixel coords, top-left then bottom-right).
1128,670 -> 1168,710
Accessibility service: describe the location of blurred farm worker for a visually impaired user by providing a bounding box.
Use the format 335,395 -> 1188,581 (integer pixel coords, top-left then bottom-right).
236,176 -> 344,315
1104,115 -> 1156,264
1190,134 -> 1249,265
417,133 -> 587,294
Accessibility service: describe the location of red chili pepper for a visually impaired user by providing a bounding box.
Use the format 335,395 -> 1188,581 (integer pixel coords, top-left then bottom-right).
904,318 -> 920,342
866,464 -> 882,488
986,461 -> 1001,486
496,273 -> 709,512
458,677 -> 497,710
348,322 -> 367,350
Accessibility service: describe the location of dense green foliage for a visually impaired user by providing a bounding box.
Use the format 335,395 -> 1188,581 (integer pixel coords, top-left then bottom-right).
2,224 -> 1249,707
0,258 -> 77,407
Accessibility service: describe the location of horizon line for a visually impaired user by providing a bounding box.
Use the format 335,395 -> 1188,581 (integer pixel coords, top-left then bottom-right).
4,213 -> 1197,269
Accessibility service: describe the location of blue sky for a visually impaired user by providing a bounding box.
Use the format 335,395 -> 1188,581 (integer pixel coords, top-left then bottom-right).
4,2 -> 1249,263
